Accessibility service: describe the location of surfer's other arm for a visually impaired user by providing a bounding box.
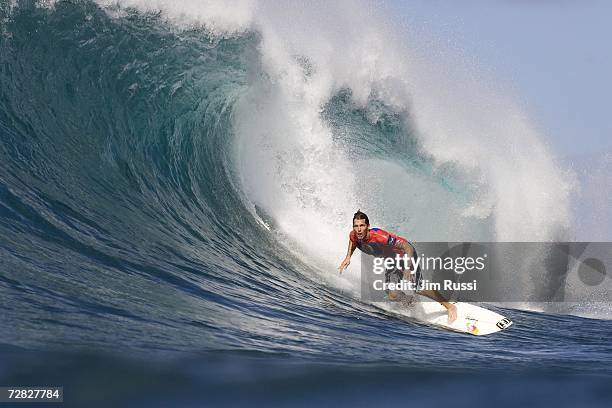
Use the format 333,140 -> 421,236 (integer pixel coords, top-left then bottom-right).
339,240 -> 356,274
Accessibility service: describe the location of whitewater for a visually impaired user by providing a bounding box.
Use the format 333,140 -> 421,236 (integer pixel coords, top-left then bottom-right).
1,1 -> 611,406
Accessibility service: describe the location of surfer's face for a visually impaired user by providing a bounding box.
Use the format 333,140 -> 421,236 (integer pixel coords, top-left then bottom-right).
353,219 -> 368,240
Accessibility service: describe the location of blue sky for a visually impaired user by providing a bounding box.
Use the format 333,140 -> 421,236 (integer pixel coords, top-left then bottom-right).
390,1 -> 612,157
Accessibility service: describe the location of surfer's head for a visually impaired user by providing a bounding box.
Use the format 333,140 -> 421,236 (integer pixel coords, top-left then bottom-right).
352,210 -> 369,240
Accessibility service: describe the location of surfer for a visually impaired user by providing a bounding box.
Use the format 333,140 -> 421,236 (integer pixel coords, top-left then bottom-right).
339,210 -> 457,323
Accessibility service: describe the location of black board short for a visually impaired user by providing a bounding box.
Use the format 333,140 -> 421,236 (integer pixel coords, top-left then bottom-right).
383,246 -> 423,291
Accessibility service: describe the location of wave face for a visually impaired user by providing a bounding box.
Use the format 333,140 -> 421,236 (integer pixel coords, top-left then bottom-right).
2,0 -> 610,388
1,0 -> 341,353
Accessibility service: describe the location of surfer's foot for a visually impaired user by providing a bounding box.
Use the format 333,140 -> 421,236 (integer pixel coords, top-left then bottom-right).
388,291 -> 405,302
446,303 -> 457,323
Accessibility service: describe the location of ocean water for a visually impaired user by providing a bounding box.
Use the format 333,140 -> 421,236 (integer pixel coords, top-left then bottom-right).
1,1 -> 610,406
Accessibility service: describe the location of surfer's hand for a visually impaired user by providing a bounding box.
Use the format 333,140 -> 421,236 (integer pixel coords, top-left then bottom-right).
339,258 -> 350,274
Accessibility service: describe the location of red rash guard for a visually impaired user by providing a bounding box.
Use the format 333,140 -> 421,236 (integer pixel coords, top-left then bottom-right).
349,227 -> 408,257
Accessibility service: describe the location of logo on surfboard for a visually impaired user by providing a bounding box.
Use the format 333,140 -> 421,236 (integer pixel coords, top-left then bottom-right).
465,319 -> 479,335
496,318 -> 512,330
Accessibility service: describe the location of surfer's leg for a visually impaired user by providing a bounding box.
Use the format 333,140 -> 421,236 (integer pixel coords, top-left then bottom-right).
385,268 -> 405,301
417,289 -> 457,323
414,266 -> 457,323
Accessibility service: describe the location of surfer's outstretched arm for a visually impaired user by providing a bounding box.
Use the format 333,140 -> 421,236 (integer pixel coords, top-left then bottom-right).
339,240 -> 356,274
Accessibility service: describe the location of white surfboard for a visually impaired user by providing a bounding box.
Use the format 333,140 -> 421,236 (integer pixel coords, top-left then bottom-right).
374,295 -> 513,336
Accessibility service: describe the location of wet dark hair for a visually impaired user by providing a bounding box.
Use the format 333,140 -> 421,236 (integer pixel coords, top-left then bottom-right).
352,209 -> 369,225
